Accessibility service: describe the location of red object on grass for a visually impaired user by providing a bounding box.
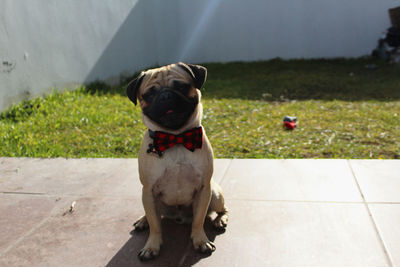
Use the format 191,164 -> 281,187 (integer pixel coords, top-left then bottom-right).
283,121 -> 296,129
283,116 -> 297,130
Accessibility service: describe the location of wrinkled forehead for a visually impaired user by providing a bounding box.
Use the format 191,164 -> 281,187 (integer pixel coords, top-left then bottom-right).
140,65 -> 191,91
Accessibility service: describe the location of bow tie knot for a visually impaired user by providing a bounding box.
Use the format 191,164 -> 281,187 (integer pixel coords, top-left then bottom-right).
147,127 -> 203,156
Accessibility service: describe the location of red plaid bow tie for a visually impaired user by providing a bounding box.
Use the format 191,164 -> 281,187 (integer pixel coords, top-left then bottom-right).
147,127 -> 203,156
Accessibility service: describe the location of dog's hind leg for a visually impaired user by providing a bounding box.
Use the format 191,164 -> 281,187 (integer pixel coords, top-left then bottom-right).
209,180 -> 228,231
133,215 -> 149,231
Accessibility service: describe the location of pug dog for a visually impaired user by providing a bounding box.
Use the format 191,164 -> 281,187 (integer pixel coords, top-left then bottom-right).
126,62 -> 228,261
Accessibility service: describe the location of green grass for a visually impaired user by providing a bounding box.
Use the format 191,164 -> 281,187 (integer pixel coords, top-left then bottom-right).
1,58 -> 399,158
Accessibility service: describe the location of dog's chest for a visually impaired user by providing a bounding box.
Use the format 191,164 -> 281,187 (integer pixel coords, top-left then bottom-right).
152,161 -> 203,207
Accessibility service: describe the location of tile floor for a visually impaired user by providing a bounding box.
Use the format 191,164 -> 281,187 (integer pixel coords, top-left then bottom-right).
0,158 -> 399,267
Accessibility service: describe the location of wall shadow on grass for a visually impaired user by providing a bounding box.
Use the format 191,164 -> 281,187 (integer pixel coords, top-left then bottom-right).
85,58 -> 400,102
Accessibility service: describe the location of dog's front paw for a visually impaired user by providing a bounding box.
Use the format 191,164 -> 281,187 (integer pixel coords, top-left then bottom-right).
192,231 -> 216,254
133,215 -> 149,232
138,247 -> 159,261
213,212 -> 228,231
194,239 -> 216,254
138,234 -> 162,261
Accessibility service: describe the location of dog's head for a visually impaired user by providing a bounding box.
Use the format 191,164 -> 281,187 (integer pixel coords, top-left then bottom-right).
126,62 -> 207,131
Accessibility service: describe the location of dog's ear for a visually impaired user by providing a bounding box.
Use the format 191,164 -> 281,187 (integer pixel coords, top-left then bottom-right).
178,62 -> 207,90
126,73 -> 145,105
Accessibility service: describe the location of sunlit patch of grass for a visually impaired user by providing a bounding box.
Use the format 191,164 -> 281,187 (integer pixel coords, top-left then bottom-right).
0,89 -> 145,157
203,99 -> 400,158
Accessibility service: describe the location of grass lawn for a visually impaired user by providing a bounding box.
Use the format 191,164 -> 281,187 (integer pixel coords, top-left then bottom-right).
1,58 -> 399,159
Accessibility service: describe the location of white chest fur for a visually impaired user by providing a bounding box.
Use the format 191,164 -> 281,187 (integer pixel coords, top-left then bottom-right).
138,129 -> 214,207
152,162 -> 203,206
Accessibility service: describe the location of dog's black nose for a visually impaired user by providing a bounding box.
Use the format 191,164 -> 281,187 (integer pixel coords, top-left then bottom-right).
158,90 -> 175,103
175,218 -> 183,224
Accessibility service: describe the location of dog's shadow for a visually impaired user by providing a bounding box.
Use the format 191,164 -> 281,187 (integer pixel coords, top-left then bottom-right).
106,218 -> 224,267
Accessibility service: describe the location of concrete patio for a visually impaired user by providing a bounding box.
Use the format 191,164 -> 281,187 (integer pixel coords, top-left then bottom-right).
0,158 -> 399,267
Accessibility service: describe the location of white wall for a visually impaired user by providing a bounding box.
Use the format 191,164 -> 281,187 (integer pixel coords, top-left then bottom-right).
0,0 -> 397,111
175,0 -> 396,62
1,0 -> 148,111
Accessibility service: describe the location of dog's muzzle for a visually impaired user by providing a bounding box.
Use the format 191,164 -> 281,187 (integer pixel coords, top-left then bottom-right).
143,87 -> 198,130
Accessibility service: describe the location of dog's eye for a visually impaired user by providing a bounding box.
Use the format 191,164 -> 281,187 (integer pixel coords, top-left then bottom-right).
173,81 -> 191,94
142,87 -> 156,102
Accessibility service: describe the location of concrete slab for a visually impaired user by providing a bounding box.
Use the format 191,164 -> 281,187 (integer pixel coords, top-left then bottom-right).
0,158 -> 232,266
369,204 -> 400,266
182,200 -> 390,267
0,158 -> 231,197
350,160 -> 400,203
221,159 -> 362,202
0,158 -> 125,196
0,196 -> 143,267
0,158 -> 397,266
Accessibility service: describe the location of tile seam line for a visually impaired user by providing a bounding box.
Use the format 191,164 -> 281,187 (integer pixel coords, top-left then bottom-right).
1,191 -> 47,195
0,201 -> 62,258
225,198 -> 366,204
347,160 -> 394,267
3,192 -> 398,205
177,240 -> 194,267
225,198 -> 400,205
217,159 -> 233,185
0,192 -> 143,200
